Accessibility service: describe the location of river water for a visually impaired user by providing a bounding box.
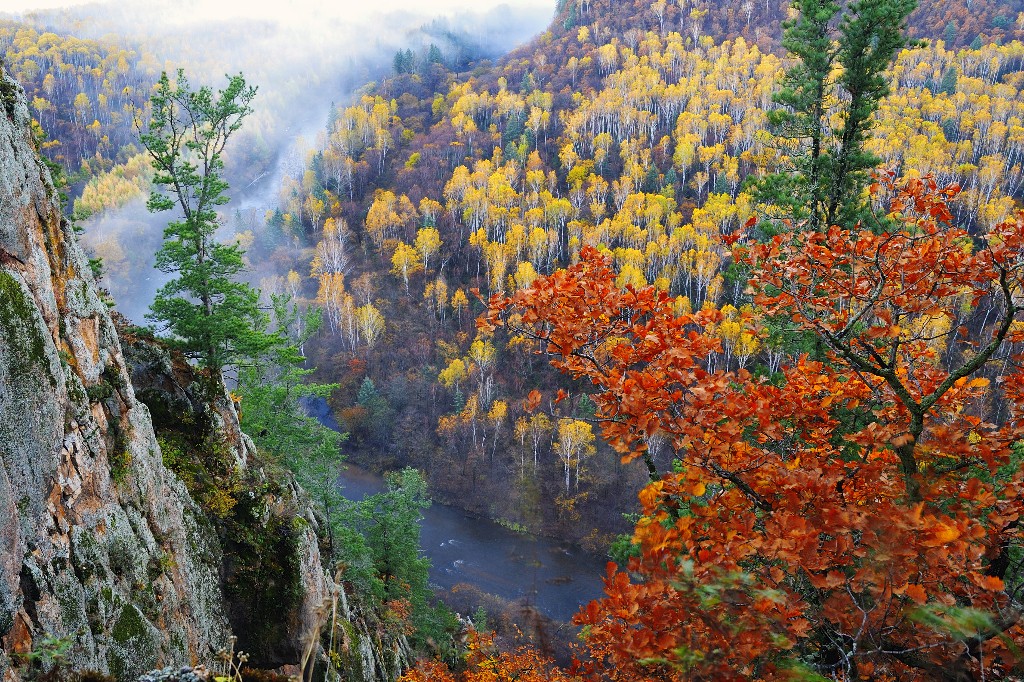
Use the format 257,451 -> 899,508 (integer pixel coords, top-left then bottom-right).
336,462 -> 608,623
303,398 -> 608,624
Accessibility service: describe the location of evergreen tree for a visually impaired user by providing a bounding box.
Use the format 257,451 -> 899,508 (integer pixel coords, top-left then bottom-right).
362,468 -> 431,601
755,0 -> 917,232
393,49 -> 415,74
140,70 -> 275,380
265,207 -> 286,245
237,294 -> 345,555
356,377 -> 393,447
940,66 -> 958,95
359,468 -> 456,651
641,164 -> 660,193
764,0 -> 838,229
943,20 -> 958,45
827,0 -> 917,226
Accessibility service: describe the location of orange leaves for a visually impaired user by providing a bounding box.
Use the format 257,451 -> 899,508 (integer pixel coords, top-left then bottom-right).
489,246 -> 730,468
523,389 -> 542,412
488,189 -> 1024,679
806,570 -> 848,590
399,660 -> 457,682
637,480 -> 664,511
977,574 -> 1005,592
399,630 -> 580,682
888,175 -> 957,223
740,179 -> 1024,463
919,517 -> 962,547
903,583 -> 928,604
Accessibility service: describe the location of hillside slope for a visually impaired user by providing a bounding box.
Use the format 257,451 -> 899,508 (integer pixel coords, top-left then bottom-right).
266,0 -> 1024,550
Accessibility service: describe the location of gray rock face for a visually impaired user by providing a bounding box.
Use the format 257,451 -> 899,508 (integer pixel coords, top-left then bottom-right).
0,64 -> 404,682
0,65 -> 232,679
120,336 -> 331,670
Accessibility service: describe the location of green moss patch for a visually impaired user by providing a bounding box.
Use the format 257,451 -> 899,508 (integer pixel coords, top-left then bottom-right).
0,271 -> 56,389
106,604 -> 157,682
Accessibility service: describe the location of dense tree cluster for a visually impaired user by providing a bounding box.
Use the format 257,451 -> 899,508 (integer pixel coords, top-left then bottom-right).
539,0 -> 1023,53
277,14 -> 1024,545
0,22 -> 157,181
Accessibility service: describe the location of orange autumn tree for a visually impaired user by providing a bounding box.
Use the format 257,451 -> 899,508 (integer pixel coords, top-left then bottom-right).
482,176 -> 1024,680
400,631 -> 581,682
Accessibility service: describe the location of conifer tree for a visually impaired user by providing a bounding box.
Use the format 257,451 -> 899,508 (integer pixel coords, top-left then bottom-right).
140,70 -> 274,381
756,0 -> 917,231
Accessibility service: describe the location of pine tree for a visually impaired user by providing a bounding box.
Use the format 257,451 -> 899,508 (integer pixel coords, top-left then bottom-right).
755,0 -> 917,231
940,66 -> 958,94
943,20 -> 957,45
140,70 -> 276,381
827,0 -> 918,226
762,0 -> 839,229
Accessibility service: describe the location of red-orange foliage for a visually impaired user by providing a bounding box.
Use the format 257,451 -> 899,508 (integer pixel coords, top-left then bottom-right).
399,631 -> 581,682
484,176 -> 1024,679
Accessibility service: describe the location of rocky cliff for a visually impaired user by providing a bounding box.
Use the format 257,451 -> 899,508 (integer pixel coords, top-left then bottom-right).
0,64 -> 342,681
0,62 -> 231,680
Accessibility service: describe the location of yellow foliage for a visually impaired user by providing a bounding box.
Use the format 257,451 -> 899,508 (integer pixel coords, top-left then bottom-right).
355,304 -> 385,347
414,226 -> 442,270
513,261 -> 539,290
438,358 -> 468,389
390,241 -> 423,290
487,400 -> 508,424
451,288 -> 470,319
469,338 -> 497,370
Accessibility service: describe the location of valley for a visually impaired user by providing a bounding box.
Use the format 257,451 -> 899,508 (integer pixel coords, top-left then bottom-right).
2,0 -> 1024,678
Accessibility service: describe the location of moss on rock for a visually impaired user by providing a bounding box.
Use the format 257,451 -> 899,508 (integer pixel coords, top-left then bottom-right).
106,605 -> 158,682
0,270 -> 56,389
0,72 -> 17,121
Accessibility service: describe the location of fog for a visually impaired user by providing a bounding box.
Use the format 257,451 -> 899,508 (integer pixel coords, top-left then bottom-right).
0,0 -> 551,23
0,0 -> 553,323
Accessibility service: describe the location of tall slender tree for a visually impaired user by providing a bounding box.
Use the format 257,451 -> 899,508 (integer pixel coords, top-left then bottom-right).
140,70 -> 273,382
826,0 -> 918,226
756,0 -> 917,231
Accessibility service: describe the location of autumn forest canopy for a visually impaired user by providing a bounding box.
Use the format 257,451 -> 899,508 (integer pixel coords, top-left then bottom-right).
4,0 -> 1024,677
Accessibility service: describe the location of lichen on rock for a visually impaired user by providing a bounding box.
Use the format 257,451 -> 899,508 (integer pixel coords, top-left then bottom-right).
1,63 -> 230,680
0,60 -> 399,682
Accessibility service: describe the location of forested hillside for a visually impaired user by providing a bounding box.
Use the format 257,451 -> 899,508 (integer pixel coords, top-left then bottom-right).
0,22 -> 157,193
257,0 -> 1024,549
538,0 -> 1023,51
0,4 -> 541,208
366,0 -> 1024,677
5,0 -> 1024,675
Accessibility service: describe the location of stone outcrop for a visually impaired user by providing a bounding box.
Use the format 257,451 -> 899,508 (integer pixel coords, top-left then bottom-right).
118,333 -> 328,669
0,63 -> 338,680
0,63 -> 232,680
118,335 -> 410,680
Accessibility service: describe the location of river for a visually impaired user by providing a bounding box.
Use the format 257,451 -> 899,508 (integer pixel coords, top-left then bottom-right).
336,461 -> 608,624
303,398 -> 608,624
